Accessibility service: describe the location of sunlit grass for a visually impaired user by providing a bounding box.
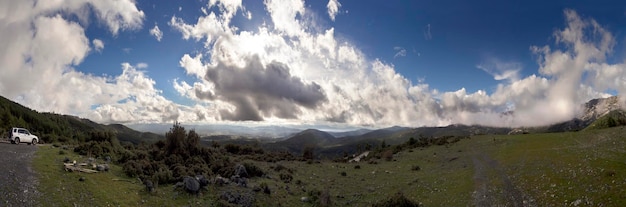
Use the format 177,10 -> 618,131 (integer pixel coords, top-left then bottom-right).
33,127 -> 626,206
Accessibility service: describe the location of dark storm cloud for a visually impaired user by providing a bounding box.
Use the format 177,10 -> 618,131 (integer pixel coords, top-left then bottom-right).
202,55 -> 327,121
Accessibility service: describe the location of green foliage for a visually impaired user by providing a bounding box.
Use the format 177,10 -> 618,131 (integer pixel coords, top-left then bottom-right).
279,173 -> 293,183
122,123 -> 231,184
243,162 -> 265,177
0,95 -> 163,144
224,143 -> 265,155
372,192 -> 421,207
585,110 -> 626,130
73,129 -> 125,162
302,146 -> 314,160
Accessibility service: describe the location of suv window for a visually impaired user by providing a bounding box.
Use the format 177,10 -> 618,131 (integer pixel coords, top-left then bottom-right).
18,129 -> 26,134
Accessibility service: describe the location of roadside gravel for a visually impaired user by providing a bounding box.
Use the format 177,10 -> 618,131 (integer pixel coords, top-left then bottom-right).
0,141 -> 40,207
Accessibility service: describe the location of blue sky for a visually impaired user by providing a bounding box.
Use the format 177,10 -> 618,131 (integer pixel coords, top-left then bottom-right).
80,0 -> 626,94
1,0 -> 626,128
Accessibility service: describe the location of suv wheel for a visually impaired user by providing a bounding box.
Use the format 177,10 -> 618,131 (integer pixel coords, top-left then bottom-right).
32,139 -> 37,145
14,138 -> 19,145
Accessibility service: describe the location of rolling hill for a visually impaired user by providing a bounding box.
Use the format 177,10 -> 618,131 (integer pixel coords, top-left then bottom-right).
0,95 -> 163,144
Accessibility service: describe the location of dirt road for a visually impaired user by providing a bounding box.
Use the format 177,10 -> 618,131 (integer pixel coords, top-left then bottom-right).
0,141 -> 40,206
472,150 -> 531,207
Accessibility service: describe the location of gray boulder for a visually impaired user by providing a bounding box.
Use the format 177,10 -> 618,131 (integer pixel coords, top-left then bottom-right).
214,176 -> 229,186
234,164 -> 248,178
196,175 -> 209,188
96,164 -> 109,172
220,191 -> 255,207
230,175 -> 247,187
183,176 -> 200,194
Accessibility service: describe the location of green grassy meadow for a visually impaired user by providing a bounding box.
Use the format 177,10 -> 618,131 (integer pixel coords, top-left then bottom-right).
33,127 -> 626,206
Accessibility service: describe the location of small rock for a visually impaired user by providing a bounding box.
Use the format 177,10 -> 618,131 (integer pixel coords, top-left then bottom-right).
196,175 -> 209,188
214,176 -> 229,186
96,164 -> 109,172
230,175 -> 248,187
144,180 -> 154,193
173,181 -> 184,190
301,197 -> 310,202
571,199 -> 582,206
79,177 -> 85,182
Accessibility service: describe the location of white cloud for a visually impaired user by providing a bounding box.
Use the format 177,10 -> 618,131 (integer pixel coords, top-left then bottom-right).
169,4 -> 626,127
424,24 -> 432,40
393,46 -> 406,58
136,62 -> 148,69
327,0 -> 341,21
149,25 -> 163,41
31,0 -> 145,35
265,0 -> 305,36
0,0 -> 212,124
92,39 -> 104,52
2,0 -> 624,128
476,58 -> 521,82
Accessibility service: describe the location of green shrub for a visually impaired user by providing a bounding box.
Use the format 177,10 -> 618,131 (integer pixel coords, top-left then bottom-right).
372,192 -> 421,207
121,123 -> 233,184
279,173 -> 293,183
243,162 -> 265,177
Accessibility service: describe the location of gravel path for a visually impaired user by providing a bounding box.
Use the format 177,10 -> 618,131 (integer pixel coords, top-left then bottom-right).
472,151 -> 528,207
0,141 -> 40,207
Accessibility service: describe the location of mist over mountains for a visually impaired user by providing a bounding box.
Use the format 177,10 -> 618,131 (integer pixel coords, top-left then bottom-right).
1,93 -> 625,158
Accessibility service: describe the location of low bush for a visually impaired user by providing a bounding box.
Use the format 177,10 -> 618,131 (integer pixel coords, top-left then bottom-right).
121,123 -> 232,184
372,192 -> 421,207
279,173 -> 293,183
243,162 -> 264,177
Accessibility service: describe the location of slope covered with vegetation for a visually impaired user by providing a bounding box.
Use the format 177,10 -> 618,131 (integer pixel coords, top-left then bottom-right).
584,109 -> 626,130
33,125 -> 626,206
0,95 -> 162,144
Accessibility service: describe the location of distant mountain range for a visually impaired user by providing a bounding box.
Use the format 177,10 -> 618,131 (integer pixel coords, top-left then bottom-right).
511,96 -> 625,133
1,94 -> 625,156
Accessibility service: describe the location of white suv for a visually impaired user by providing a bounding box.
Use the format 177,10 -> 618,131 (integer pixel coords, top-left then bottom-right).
9,128 -> 38,145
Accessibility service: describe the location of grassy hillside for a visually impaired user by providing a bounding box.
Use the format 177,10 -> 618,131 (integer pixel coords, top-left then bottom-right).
0,95 -> 163,144
34,127 -> 626,206
585,109 -> 626,130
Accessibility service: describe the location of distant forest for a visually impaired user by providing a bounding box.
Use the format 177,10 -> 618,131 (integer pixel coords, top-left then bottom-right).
0,96 -> 162,144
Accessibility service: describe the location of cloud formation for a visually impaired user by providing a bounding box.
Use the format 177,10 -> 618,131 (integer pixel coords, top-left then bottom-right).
327,0 -> 341,21
170,3 -> 623,127
204,55 -> 327,121
476,58 -> 521,82
0,0 -> 209,124
150,25 -> 163,41
393,46 -> 407,58
2,0 -> 625,129
424,24 -> 432,40
92,39 -> 104,52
